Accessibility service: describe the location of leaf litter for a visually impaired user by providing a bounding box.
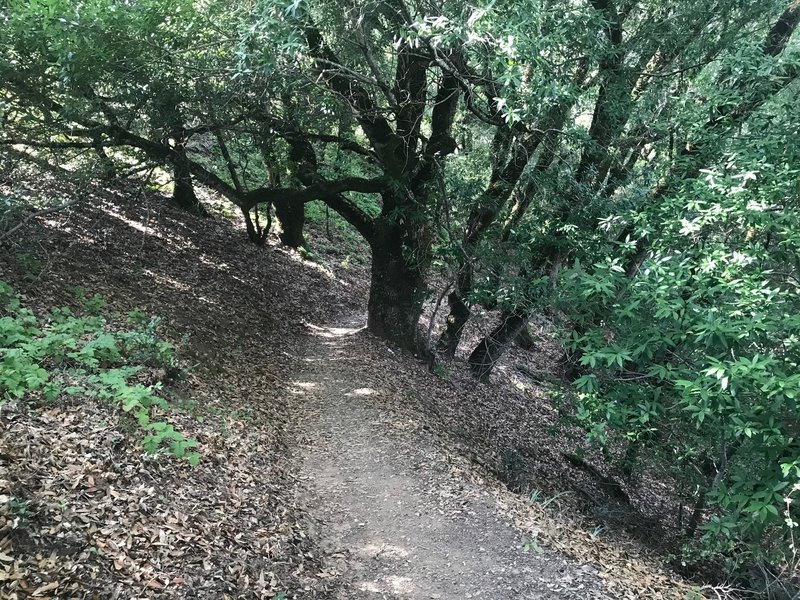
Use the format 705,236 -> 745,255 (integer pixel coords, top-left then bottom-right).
1,168 -> 702,598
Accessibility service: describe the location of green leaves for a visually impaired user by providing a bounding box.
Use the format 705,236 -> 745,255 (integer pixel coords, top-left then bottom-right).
142,422 -> 199,465
0,349 -> 50,398
559,141 -> 800,570
0,281 -> 198,464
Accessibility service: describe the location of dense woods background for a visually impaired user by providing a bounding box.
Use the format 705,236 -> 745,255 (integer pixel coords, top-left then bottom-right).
2,0 -> 800,595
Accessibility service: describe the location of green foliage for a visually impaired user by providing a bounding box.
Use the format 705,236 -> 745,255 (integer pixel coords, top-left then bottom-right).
304,200 -> 372,266
431,362 -> 450,379
522,537 -> 544,554
560,147 -> 800,570
72,285 -> 107,314
529,489 -> 572,509
8,497 -> 29,517
14,252 -> 43,281
0,281 -> 198,463
142,422 -> 199,464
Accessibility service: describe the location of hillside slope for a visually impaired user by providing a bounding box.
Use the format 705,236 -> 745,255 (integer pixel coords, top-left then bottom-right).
1,172 -> 699,599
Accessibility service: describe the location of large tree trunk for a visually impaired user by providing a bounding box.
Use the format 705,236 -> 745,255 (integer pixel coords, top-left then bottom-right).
273,199 -> 305,249
468,312 -> 529,380
171,145 -> 207,217
438,254 -> 473,357
304,25 -> 456,357
366,225 -> 427,355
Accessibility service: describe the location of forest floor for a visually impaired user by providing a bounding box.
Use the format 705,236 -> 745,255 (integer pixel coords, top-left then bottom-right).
1,169 -> 703,599
288,320 -> 607,599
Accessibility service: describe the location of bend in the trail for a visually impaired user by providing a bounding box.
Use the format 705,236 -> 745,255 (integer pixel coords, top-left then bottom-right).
288,321 -> 611,599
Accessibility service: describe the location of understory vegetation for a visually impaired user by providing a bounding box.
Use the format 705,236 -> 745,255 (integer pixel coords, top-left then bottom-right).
0,281 -> 198,463
2,0 -> 800,594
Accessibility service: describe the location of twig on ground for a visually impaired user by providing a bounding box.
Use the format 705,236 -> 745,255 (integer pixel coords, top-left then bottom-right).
0,199 -> 80,243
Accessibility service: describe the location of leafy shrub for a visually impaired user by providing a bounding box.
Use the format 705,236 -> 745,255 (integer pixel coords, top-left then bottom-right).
0,280 -> 198,464
558,158 -> 800,576
305,200 -> 370,265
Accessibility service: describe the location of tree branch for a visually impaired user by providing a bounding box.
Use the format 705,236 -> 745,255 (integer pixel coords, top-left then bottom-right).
304,23 -> 398,160
319,193 -> 376,242
1,200 -> 81,242
0,138 -> 98,149
239,176 -> 386,210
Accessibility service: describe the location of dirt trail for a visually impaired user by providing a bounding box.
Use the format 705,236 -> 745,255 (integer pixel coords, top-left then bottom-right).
288,322 -> 610,599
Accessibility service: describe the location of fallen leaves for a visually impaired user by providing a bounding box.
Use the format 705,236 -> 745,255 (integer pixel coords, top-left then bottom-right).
0,389 -> 324,599
1,166 -> 703,600
1,172 -> 347,599
304,327 -> 706,599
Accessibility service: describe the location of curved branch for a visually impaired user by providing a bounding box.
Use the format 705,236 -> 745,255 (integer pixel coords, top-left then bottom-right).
304,24 -> 397,153
299,133 -> 376,159
0,138 -> 97,149
320,193 -> 376,242
239,176 -> 387,210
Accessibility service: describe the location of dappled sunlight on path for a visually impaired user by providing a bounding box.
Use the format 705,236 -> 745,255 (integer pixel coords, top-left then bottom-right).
288,323 -> 610,599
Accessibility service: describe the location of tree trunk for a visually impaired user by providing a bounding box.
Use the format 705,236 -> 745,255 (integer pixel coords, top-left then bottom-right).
171,145 -> 207,217
367,226 -> 427,356
273,199 -> 305,248
437,290 -> 471,357
685,487 -> 706,539
468,311 -> 529,380
514,325 -> 536,350
94,141 -> 116,179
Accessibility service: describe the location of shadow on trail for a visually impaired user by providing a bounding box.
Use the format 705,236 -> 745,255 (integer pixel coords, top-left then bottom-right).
287,324 -> 609,600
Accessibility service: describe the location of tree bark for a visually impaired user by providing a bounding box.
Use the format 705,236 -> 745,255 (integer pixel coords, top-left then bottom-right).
93,140 -> 116,179
273,198 -> 306,248
468,312 -> 529,380
367,223 -> 427,355
357,61 -> 457,355
171,144 -> 207,217
438,290 -> 471,356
